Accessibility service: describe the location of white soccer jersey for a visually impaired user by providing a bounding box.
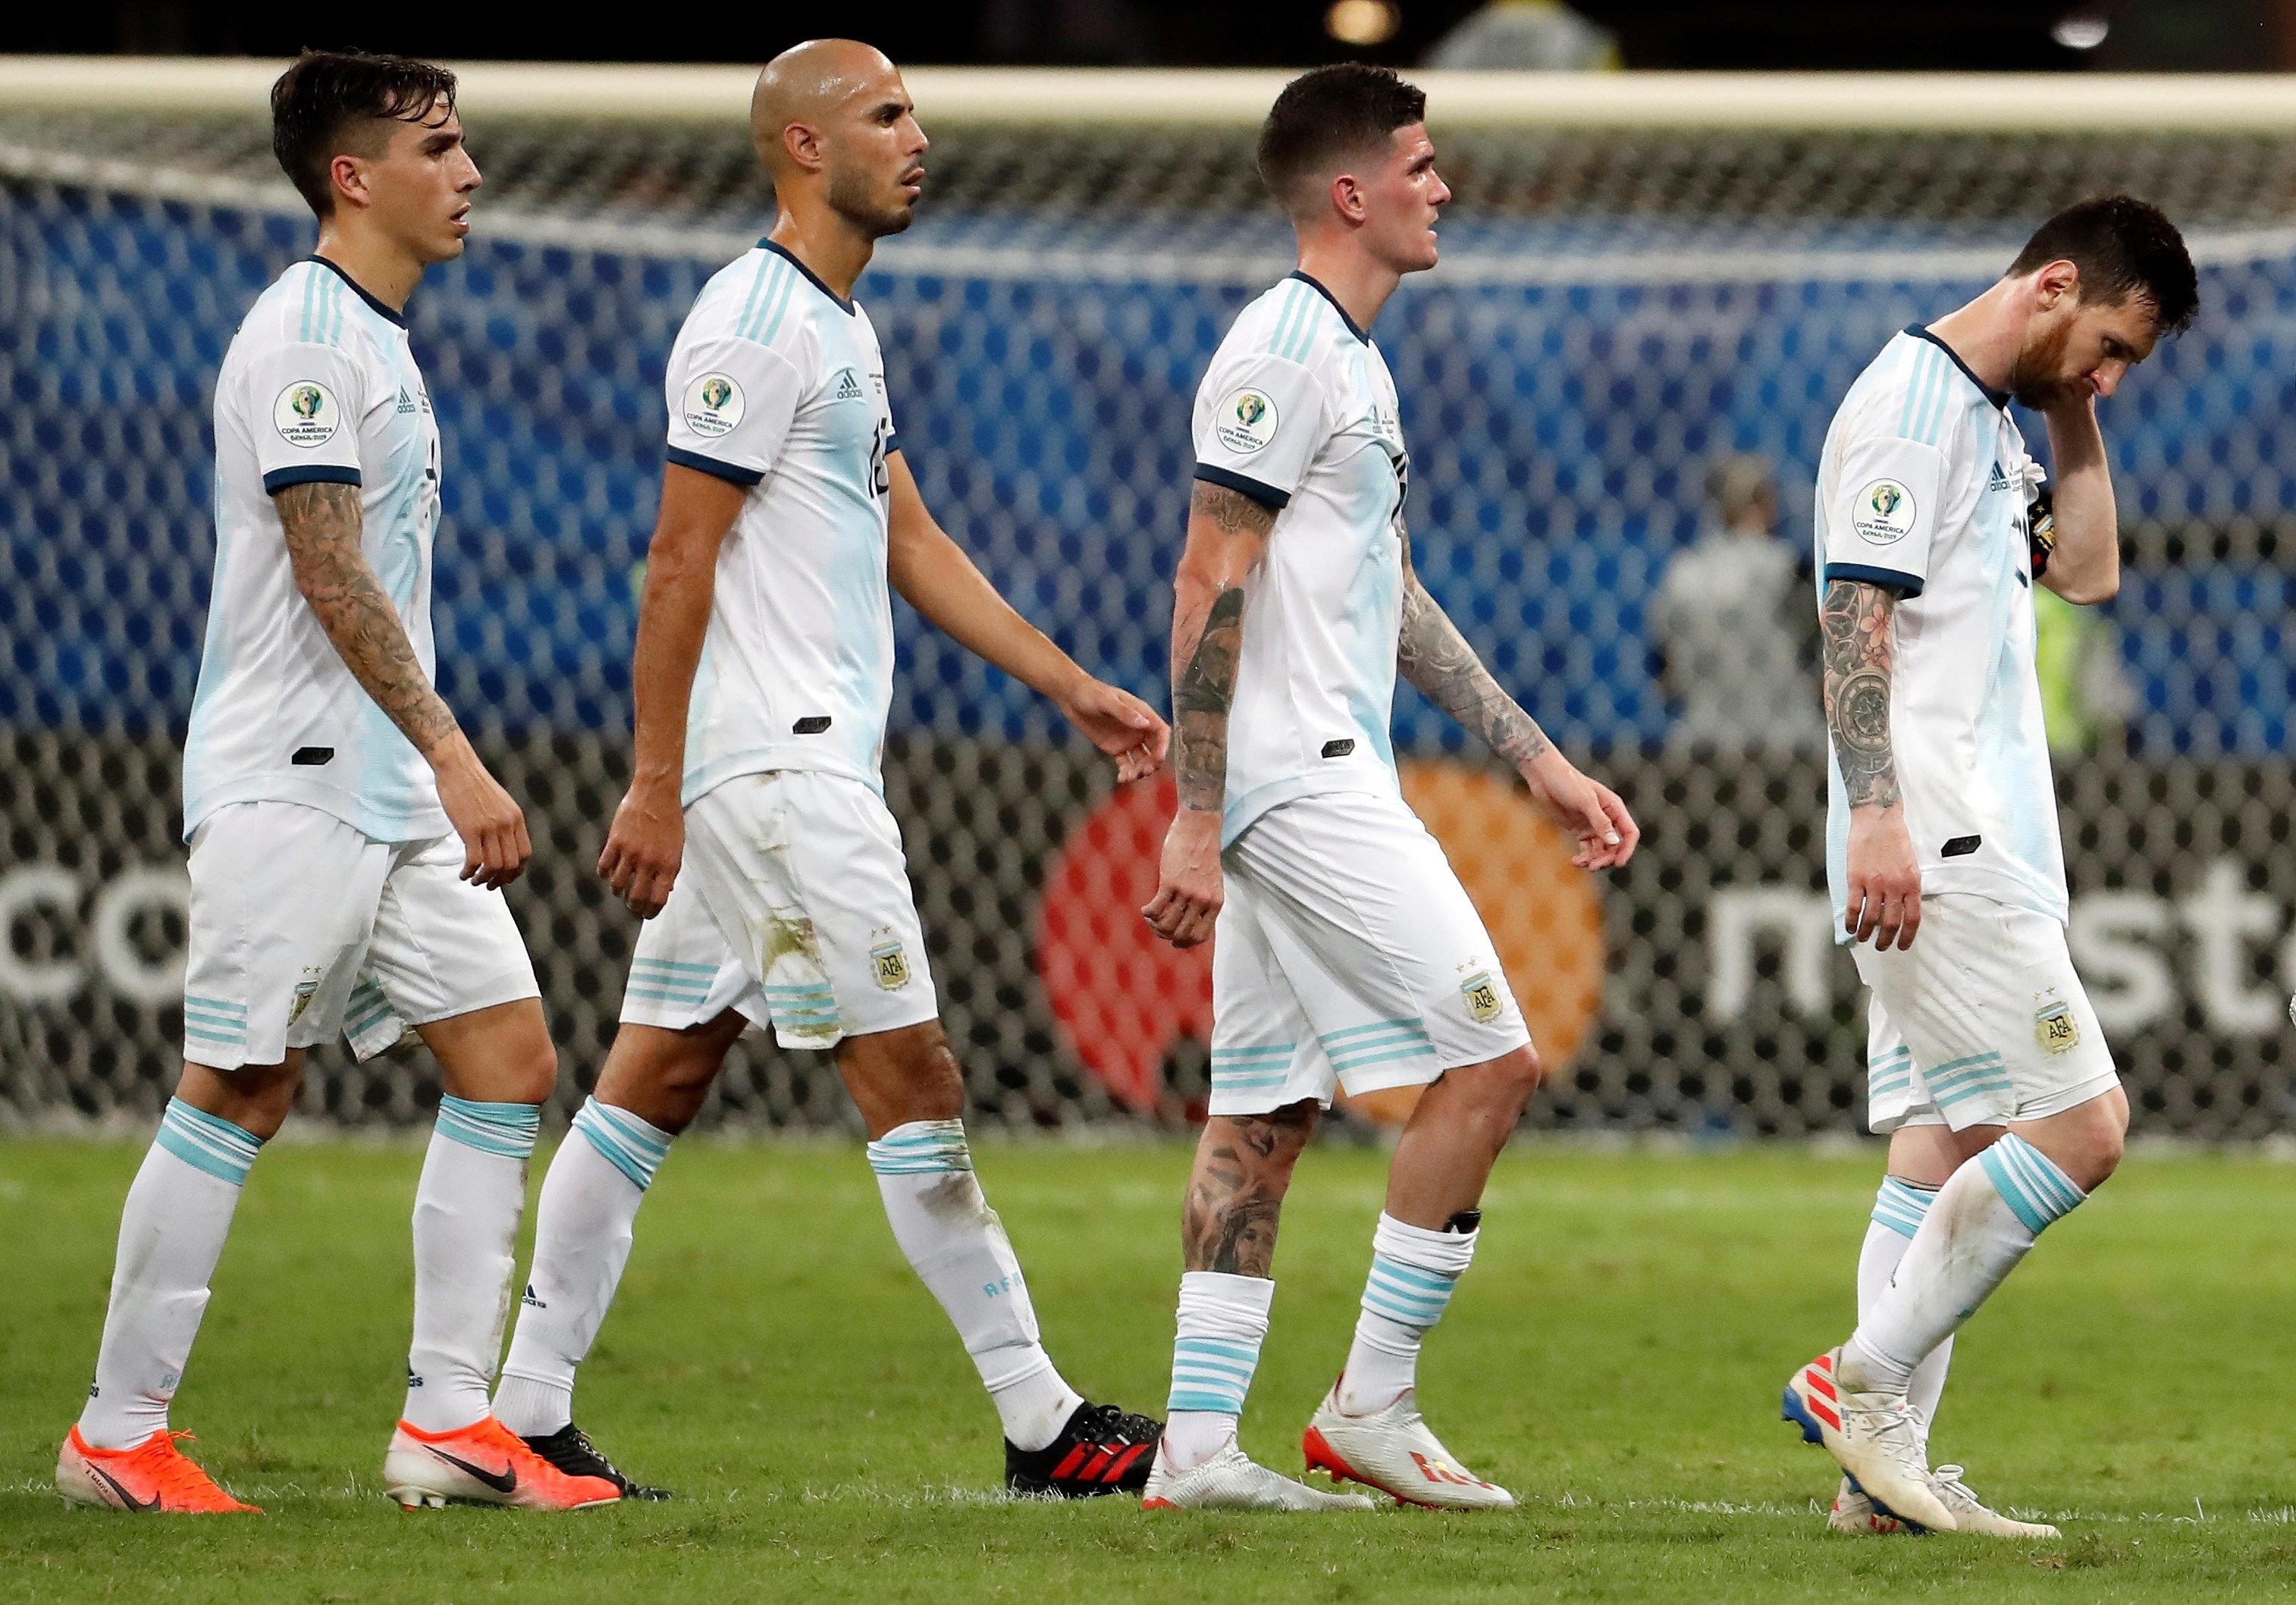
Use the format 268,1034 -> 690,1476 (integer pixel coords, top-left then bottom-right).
664,240 -> 899,801
183,257 -> 448,843
1191,272 -> 1410,845
1815,324 -> 2065,928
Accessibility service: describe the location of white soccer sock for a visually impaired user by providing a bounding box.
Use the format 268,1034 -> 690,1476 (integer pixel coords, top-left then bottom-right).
401,1096 -> 541,1434
494,1099 -> 674,1437
77,1099 -> 264,1450
1164,1270 -> 1277,1471
1860,1176 -> 1953,1446
1337,1212 -> 1479,1415
1844,1135 -> 2086,1393
867,1121 -> 1081,1453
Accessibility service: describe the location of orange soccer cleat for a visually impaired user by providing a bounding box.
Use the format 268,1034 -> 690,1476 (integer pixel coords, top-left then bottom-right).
56,1425 -> 262,1513
383,1415 -> 623,1510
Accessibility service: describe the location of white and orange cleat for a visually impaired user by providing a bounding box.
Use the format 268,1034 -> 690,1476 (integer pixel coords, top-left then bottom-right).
384,1415 -> 621,1510
1300,1384 -> 1513,1511
1783,1348 -> 1955,1534
57,1426 -> 261,1513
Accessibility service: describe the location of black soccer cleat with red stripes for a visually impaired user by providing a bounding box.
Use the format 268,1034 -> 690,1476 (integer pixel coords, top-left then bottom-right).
1005,1401 -> 1161,1497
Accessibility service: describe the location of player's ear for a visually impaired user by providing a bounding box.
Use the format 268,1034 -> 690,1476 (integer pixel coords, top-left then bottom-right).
1329,171 -> 1366,225
2034,259 -> 2079,311
782,121 -> 824,174
328,152 -> 369,213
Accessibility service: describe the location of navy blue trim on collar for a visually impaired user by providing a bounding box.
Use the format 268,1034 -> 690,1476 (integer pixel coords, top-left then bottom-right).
1824,561 -> 1924,600
761,240 -> 856,316
306,255 -> 407,328
1193,462 -> 1291,511
1288,271 -> 1368,343
1905,324 -> 2009,410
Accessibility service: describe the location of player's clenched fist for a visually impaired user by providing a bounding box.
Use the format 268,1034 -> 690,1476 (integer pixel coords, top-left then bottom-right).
1144,806 -> 1223,948
598,779 -> 684,919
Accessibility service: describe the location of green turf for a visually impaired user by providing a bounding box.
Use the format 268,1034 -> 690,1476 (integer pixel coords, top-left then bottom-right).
5,1137 -> 2296,1602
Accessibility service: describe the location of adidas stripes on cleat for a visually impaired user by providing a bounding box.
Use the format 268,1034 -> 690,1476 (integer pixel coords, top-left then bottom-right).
1006,1401 -> 1161,1497
57,1426 -> 260,1513
384,1415 -> 622,1510
519,1423 -> 672,1501
1782,1348 -> 1955,1534
1300,1384 -> 1514,1511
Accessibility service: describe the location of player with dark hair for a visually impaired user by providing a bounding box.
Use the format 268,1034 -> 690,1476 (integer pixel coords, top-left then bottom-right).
1138,64 -> 1639,1513
489,39 -> 1172,1501
57,50 -> 621,1513
1782,196 -> 2196,1536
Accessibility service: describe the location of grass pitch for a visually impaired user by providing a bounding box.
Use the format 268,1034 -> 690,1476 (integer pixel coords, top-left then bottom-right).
5,1136 -> 2296,1602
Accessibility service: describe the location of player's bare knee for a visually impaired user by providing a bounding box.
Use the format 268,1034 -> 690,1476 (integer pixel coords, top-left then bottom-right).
178,1058 -> 303,1140
843,1020 -> 965,1133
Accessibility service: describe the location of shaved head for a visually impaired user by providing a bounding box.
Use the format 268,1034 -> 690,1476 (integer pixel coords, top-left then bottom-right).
751,39 -> 897,178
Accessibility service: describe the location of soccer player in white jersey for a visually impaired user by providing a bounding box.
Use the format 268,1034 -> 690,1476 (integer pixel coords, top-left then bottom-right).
488,40 -> 1171,1499
55,52 -> 623,1514
1137,66 -> 1639,1513
1781,197 -> 2197,1536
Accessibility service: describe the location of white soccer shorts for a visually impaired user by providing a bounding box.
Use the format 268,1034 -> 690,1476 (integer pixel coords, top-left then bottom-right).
619,769 -> 939,1051
1859,893 -> 2119,1134
1208,789 -> 1532,1117
180,801 -> 539,1071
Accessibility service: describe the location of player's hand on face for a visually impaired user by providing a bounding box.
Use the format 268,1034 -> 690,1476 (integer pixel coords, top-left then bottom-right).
1520,750 -> 1636,870
1143,807 -> 1223,948
1059,679 -> 1171,784
1845,805 -> 1923,950
598,779 -> 685,920
432,741 -> 532,891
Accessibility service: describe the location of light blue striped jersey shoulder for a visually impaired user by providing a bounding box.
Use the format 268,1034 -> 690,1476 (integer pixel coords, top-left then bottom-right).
183,257 -> 448,844
663,241 -> 899,801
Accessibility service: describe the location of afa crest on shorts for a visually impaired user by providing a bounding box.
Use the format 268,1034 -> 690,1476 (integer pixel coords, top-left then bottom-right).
869,930 -> 911,991
1459,968 -> 1503,1024
2034,995 -> 2080,1055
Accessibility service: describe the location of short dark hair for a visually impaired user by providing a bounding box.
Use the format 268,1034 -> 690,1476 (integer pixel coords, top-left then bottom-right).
1256,64 -> 1427,214
271,49 -> 458,217
2007,195 -> 2199,336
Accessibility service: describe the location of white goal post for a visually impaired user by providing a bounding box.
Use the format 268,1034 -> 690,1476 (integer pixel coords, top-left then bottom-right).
3,55 -> 2296,132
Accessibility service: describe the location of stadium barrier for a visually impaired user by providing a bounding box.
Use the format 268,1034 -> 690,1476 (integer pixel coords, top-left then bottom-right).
2,64 -> 2292,1133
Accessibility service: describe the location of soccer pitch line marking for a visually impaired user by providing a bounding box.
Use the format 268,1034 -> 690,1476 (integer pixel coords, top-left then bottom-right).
8,141 -> 2296,289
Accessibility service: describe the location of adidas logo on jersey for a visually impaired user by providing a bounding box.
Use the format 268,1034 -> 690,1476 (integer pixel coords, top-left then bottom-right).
831,367 -> 867,401
1987,459 -> 2011,491
397,387 -> 419,415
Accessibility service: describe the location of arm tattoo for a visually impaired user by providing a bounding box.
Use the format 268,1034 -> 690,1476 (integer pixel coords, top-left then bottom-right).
1171,483 -> 1272,814
1820,578 -> 1899,808
1181,1104 -> 1316,1276
276,481 -> 460,756
1396,560 -> 1551,766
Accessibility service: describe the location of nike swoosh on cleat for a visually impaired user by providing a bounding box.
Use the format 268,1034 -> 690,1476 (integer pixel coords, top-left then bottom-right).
425,1447 -> 517,1495
88,1466 -> 161,1512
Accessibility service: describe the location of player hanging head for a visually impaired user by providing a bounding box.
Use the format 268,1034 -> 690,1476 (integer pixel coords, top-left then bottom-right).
58,48 -> 620,1516
491,39 -> 1172,1501
1782,196 -> 2195,1537
1138,64 -> 1639,1513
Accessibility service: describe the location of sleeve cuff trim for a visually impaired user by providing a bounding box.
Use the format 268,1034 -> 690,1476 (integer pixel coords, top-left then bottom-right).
667,446 -> 764,487
1824,563 -> 1924,599
1193,463 -> 1291,510
262,465 -> 362,492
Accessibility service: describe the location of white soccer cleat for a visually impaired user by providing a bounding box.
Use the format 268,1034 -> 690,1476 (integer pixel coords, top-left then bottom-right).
1928,1466 -> 2060,1539
1140,1442 -> 1375,1513
1829,1475 -> 1908,1534
1300,1384 -> 1514,1511
1783,1348 -> 1956,1534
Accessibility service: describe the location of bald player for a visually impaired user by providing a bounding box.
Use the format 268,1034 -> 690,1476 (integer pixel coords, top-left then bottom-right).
489,41 -> 1170,1501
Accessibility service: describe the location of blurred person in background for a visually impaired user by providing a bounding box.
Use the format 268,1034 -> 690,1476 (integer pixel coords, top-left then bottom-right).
1423,0 -> 1620,70
1650,452 -> 1825,755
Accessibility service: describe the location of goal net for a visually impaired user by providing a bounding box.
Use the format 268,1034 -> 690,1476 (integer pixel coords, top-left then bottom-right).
3,65 -> 2291,1135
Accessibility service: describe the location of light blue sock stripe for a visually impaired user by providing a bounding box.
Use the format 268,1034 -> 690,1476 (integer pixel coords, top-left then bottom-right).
1168,1336 -> 1261,1416
1362,1252 -> 1460,1328
572,1099 -> 673,1190
1870,1177 -> 1935,1240
1978,1135 -> 2084,1236
867,1121 -> 971,1176
434,1096 -> 541,1159
155,1098 -> 262,1186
